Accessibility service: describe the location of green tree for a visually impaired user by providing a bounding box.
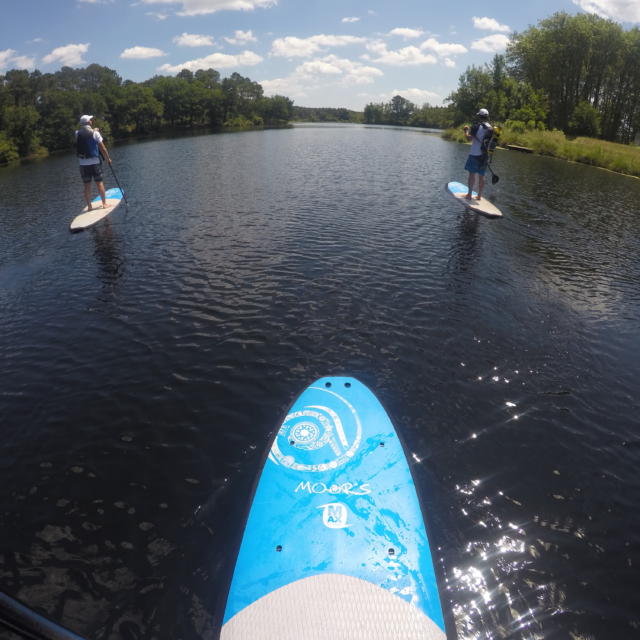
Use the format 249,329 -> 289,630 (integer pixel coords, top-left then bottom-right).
36,89 -> 83,150
112,82 -> 163,135
194,68 -> 221,88
447,66 -> 493,124
363,102 -> 386,124
507,12 -> 632,138
389,95 -> 415,125
258,95 -> 294,124
2,105 -> 40,156
568,100 -> 601,137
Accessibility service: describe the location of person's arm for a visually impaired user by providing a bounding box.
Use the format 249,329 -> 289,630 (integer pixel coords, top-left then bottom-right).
98,140 -> 112,164
462,124 -> 476,142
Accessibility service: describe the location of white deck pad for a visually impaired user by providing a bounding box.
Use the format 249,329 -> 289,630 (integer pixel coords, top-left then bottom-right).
69,188 -> 124,231
446,181 -> 503,218
221,574 -> 446,640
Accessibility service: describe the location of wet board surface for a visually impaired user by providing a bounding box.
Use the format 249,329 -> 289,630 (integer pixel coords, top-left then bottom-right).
446,181 -> 503,219
221,377 -> 447,640
69,187 -> 124,231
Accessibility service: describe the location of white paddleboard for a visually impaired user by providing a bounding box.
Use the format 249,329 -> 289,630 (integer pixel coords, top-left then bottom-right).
69,187 -> 124,232
221,377 -> 447,640
446,181 -> 502,219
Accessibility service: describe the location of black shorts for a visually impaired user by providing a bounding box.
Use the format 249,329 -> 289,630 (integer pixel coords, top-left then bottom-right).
80,163 -> 103,183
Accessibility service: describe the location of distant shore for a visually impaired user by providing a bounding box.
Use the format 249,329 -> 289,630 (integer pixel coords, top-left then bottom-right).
443,126 -> 640,179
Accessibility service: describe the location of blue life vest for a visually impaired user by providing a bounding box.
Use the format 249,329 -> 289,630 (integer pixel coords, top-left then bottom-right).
76,126 -> 99,159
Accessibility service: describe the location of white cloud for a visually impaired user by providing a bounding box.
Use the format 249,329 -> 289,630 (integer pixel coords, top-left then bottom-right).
364,36 -> 466,66
420,37 -> 467,57
260,76 -> 305,98
11,55 -> 36,69
573,0 -> 640,23
384,87 -> 443,105
225,30 -> 257,45
261,54 -> 382,98
146,12 -> 169,20
141,0 -> 277,16
365,41 -> 437,66
173,33 -> 215,47
158,50 -> 263,72
471,34 -> 510,53
43,43 -> 89,66
297,55 -> 382,85
388,27 -> 424,39
271,34 -> 366,58
342,17 -> 360,23
443,57 -> 456,68
0,49 -> 16,68
472,16 -> 511,32
296,59 -> 343,76
121,46 -> 167,59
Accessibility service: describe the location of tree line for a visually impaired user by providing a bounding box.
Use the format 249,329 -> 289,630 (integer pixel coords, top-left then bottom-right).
292,106 -> 363,123
363,97 -> 454,129
365,12 -> 640,143
0,64 -> 294,163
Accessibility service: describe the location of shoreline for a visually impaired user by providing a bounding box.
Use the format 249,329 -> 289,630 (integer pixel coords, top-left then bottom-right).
443,127 -> 640,180
0,123 -> 293,169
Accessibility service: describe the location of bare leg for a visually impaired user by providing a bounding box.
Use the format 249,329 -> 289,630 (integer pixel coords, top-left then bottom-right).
84,182 -> 93,210
466,173 -> 475,198
96,180 -> 108,207
475,175 -> 485,200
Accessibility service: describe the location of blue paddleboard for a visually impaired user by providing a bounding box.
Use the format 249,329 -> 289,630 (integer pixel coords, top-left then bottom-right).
69,187 -> 124,232
221,377 -> 447,639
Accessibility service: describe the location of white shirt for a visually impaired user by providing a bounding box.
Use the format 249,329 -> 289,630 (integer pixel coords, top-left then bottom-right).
75,127 -> 103,165
470,122 -> 491,156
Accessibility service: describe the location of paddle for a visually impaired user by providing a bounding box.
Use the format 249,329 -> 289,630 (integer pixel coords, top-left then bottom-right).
486,125 -> 501,184
99,149 -> 128,208
487,162 -> 500,184
0,590 -> 87,640
107,162 -> 128,208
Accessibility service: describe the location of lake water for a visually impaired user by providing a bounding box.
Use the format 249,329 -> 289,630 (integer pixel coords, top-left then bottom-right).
1,123 -> 639,640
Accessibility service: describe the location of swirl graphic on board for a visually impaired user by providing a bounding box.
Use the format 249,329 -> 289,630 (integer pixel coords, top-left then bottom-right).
269,388 -> 362,472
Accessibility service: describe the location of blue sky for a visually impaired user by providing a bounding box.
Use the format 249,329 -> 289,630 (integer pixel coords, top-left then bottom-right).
2,0 -> 639,110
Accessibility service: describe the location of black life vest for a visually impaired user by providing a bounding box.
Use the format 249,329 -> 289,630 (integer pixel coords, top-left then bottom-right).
76,126 -> 99,159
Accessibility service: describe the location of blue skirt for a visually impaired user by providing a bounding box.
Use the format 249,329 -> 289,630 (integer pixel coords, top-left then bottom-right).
464,154 -> 487,175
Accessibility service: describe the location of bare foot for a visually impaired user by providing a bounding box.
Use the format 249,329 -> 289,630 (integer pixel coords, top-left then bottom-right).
102,203 -> 109,209
465,193 -> 472,199
474,195 -> 482,201
87,205 -> 93,211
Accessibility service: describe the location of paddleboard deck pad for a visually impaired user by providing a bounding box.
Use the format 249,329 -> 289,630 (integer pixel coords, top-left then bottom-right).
221,377 -> 447,640
69,187 -> 124,232
446,181 -> 502,218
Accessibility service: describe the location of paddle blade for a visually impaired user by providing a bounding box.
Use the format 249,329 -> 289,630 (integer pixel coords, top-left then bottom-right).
492,173 -> 500,185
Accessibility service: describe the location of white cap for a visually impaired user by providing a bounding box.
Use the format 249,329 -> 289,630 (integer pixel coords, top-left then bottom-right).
476,108 -> 489,117
79,114 -> 94,124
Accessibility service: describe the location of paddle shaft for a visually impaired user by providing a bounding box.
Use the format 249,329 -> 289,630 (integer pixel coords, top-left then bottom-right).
99,151 -> 128,207
107,163 -> 128,207
0,591 -> 87,640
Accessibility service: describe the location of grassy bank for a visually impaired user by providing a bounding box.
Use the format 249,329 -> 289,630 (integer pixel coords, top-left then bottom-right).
443,126 -> 640,178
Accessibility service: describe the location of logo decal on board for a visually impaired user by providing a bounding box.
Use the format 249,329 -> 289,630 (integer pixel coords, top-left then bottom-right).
294,481 -> 371,496
318,502 -> 350,529
269,388 -> 363,472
